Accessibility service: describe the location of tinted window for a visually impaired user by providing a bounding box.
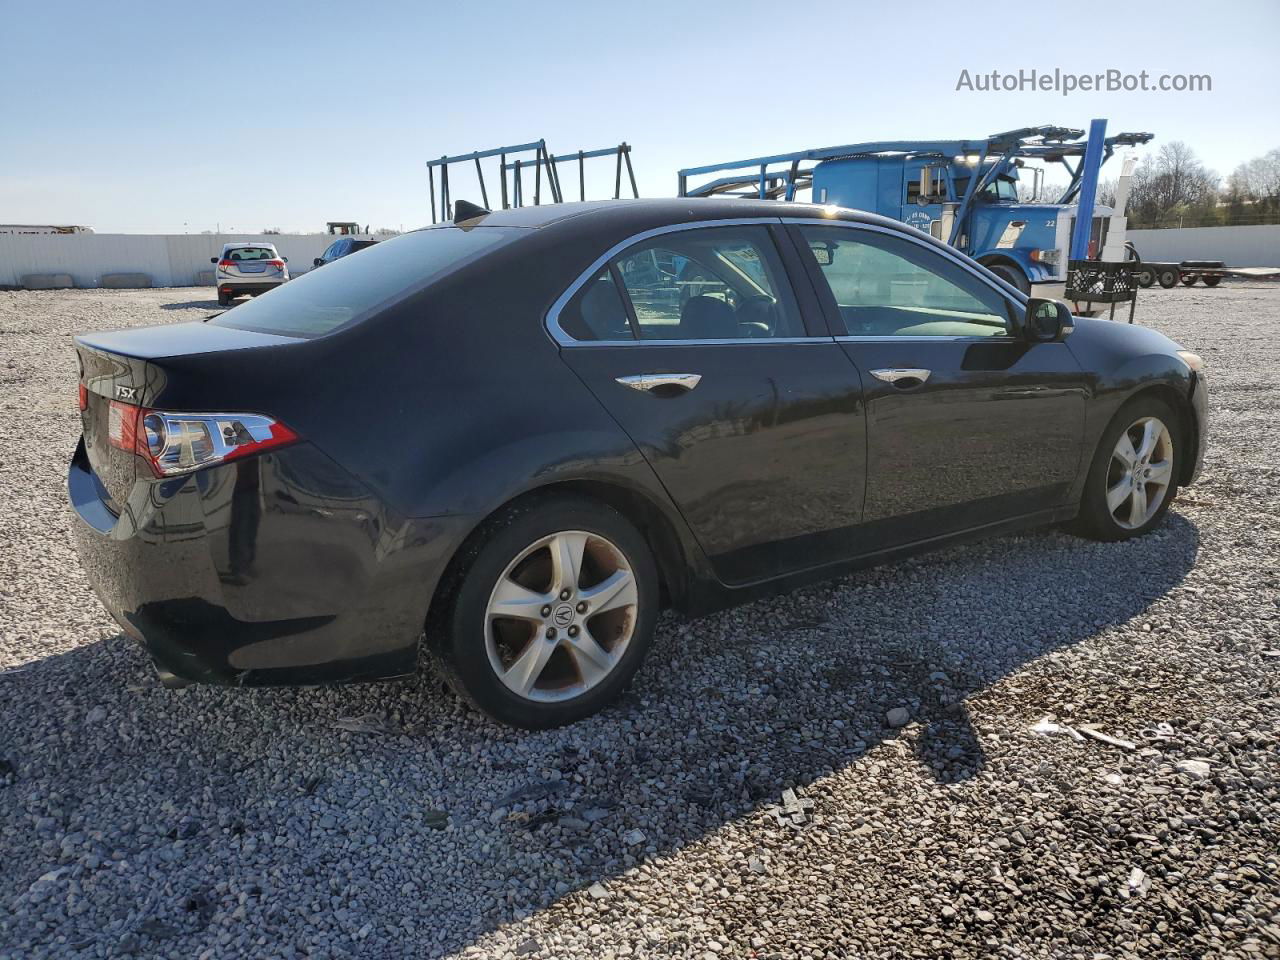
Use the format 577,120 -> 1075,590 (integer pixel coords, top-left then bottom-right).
212,226 -> 521,337
798,226 -> 1010,338
612,226 -> 803,341
560,268 -> 633,341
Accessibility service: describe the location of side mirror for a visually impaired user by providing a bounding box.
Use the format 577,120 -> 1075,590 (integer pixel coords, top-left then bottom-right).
209,257 -> 218,264
1024,298 -> 1074,342
313,257 -> 323,267
282,257 -> 288,263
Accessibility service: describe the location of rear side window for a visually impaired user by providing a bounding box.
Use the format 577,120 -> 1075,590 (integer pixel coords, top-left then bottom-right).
226,247 -> 277,260
213,226 -> 521,337
557,225 -> 805,342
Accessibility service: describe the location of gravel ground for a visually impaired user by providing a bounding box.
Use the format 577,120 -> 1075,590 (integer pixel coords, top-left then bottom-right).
1,284 -> 1277,960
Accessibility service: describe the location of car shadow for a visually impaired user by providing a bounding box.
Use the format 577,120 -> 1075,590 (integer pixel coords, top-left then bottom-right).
0,516 -> 1199,957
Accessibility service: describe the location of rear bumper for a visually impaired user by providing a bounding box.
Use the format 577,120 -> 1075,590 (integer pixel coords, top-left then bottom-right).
68,438 -> 468,687
218,279 -> 285,296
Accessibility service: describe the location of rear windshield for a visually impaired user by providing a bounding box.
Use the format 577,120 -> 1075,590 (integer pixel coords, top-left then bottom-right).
211,226 -> 522,337
225,247 -> 277,260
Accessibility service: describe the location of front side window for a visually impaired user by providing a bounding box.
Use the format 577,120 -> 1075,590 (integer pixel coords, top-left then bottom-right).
797,226 -> 1011,338
558,225 -> 805,342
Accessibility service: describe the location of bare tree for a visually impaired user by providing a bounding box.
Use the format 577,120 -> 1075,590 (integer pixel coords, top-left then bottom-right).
1127,142 -> 1220,225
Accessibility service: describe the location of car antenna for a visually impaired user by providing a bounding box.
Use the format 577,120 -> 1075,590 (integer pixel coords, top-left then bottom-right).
452,199 -> 491,223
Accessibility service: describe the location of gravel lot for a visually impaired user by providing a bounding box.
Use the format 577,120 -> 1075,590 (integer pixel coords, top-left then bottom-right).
1,284 -> 1277,960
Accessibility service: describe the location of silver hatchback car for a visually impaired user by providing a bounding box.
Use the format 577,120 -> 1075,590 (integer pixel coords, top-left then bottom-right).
211,242 -> 290,306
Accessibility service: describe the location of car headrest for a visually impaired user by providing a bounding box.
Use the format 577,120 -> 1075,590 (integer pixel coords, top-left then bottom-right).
679,295 -> 737,340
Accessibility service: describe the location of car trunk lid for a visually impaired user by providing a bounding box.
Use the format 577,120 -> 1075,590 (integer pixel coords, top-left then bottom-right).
74,323 -> 304,512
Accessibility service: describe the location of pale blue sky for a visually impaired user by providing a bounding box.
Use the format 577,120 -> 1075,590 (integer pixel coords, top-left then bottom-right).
3,0 -> 1277,233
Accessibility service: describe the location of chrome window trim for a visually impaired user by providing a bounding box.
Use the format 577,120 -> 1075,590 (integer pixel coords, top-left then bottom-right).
833,335 -> 1020,344
779,217 -> 1029,337
555,336 -> 833,349
545,216 -> 827,347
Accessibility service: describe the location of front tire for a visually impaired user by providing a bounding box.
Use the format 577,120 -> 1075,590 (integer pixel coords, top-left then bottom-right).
988,263 -> 1030,295
429,496 -> 659,729
1071,397 -> 1180,542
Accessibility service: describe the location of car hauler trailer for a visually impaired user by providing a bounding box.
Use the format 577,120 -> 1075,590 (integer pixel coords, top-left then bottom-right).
677,125 -> 1152,301
1132,259 -> 1280,288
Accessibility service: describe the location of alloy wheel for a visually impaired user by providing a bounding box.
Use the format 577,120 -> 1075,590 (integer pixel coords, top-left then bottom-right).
484,530 -> 639,702
1105,416 -> 1174,530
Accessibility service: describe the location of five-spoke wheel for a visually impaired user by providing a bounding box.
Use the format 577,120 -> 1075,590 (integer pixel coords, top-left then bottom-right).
1073,396 -> 1181,542
429,496 -> 658,728
1105,417 -> 1175,530
485,530 -> 639,702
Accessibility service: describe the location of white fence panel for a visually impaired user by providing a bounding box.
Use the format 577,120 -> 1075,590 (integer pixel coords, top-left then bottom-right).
1127,224 -> 1280,268
0,233 -> 379,288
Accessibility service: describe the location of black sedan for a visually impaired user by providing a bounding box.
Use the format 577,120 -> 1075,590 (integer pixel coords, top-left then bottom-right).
69,199 -> 1207,728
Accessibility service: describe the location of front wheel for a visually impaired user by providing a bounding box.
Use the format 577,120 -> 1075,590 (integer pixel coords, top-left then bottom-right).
988,263 -> 1030,295
429,496 -> 659,728
1071,397 -> 1180,542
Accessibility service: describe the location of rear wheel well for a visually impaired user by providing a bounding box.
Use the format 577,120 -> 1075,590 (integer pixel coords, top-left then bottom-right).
425,480 -> 690,642
1122,383 -> 1196,485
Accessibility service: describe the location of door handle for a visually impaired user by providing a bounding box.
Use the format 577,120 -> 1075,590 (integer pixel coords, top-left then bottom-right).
615,373 -> 702,394
870,368 -> 931,387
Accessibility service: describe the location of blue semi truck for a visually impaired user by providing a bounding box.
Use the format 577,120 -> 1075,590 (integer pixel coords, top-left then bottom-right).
677,125 -> 1152,299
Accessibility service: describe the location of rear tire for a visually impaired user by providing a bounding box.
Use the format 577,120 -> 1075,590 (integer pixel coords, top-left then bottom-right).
428,495 -> 659,729
217,292 -> 230,307
1181,274 -> 1200,286
1134,267 -> 1156,288
1157,268 -> 1179,289
1070,396 -> 1180,542
1202,275 -> 1222,287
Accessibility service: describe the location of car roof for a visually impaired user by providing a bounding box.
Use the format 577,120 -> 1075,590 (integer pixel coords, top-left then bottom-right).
426,197 -> 911,237
222,241 -> 278,248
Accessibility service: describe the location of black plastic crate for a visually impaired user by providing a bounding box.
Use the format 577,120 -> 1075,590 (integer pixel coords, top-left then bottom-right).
1066,259 -> 1138,322
1065,260 -> 1137,303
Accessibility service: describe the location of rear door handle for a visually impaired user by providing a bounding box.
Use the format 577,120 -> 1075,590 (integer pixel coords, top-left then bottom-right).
870,368 -> 930,387
615,373 -> 702,394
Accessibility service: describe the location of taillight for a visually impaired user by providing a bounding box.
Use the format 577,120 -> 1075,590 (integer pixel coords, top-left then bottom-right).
218,259 -> 235,270
267,259 -> 285,269
107,401 -> 297,476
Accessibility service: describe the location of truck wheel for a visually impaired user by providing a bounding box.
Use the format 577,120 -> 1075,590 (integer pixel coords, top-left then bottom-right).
1202,275 -> 1222,287
1180,274 -> 1199,287
1134,267 -> 1155,288
988,264 -> 1030,295
1156,268 -> 1179,289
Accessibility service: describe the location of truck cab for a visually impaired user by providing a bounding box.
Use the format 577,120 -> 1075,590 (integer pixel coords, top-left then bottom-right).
676,126 -> 1150,304
811,155 -> 1073,297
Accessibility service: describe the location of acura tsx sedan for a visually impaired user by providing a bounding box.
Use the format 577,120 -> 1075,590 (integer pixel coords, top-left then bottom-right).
69,198 -> 1207,728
